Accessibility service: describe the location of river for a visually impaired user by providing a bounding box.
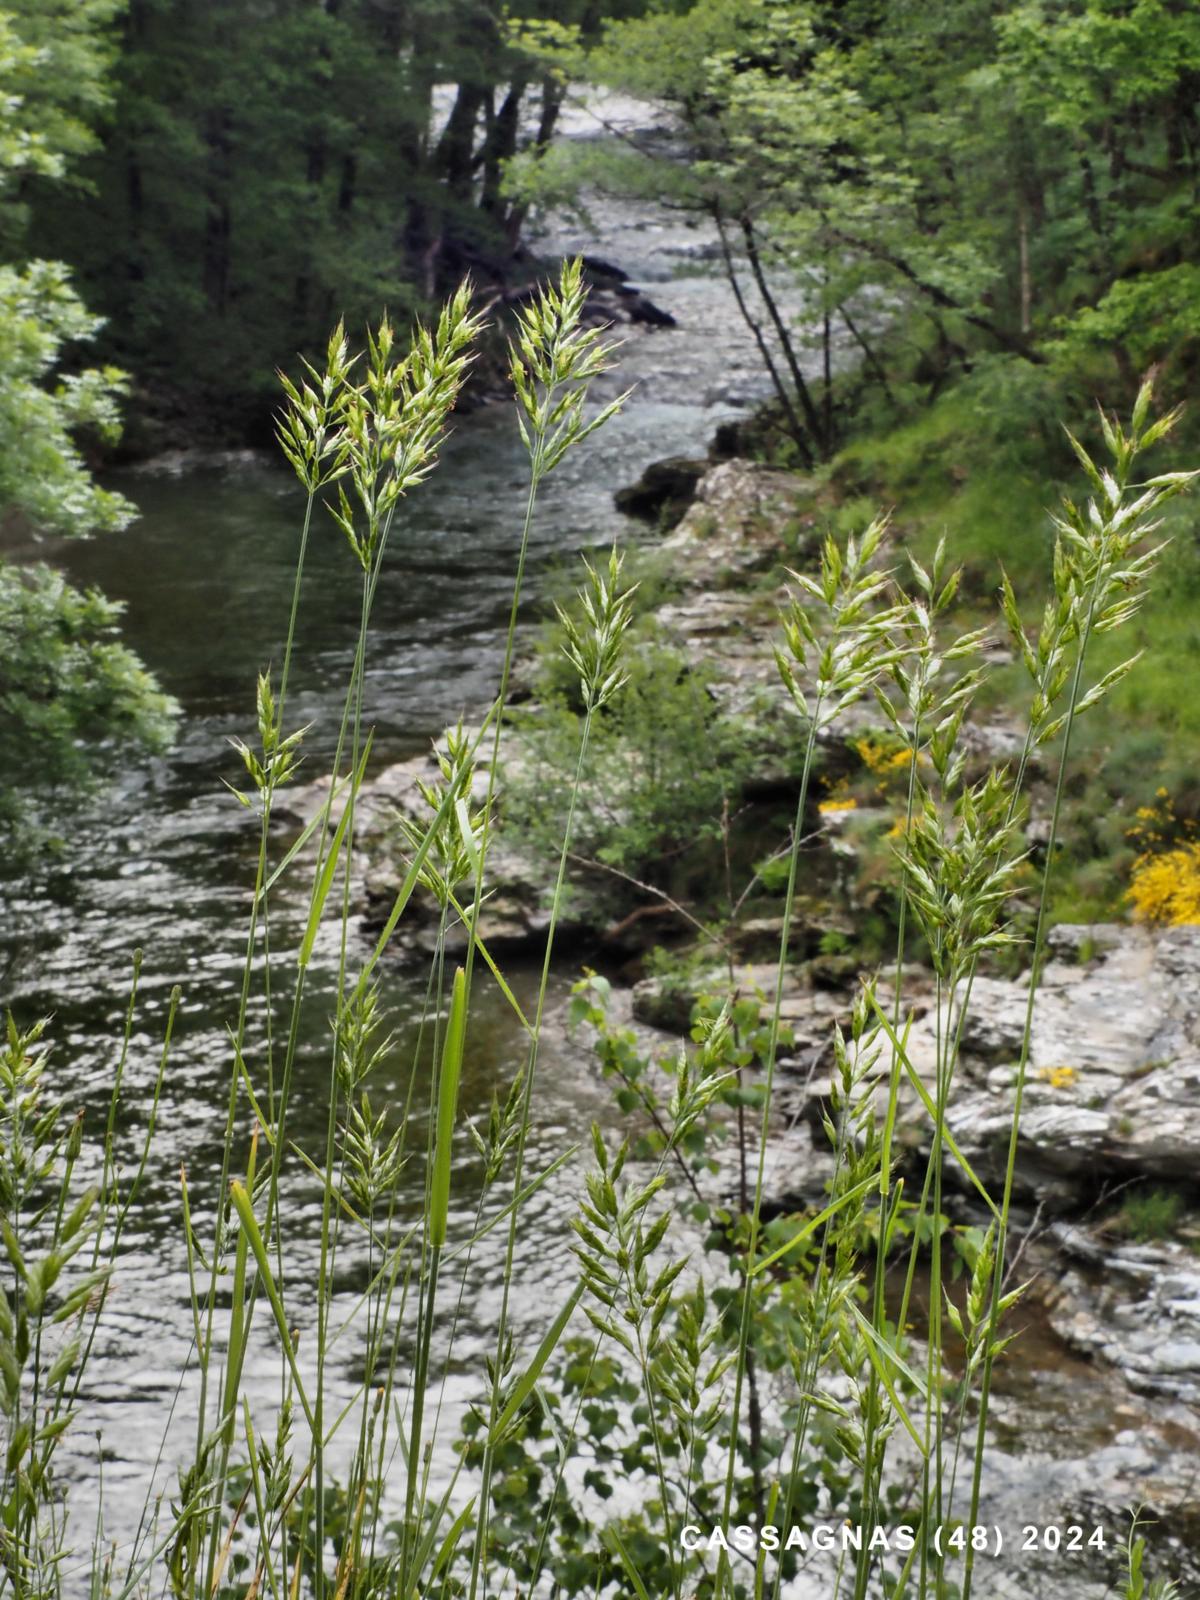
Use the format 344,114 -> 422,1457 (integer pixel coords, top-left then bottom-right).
0,93 -> 1191,1600
0,91 -> 793,1586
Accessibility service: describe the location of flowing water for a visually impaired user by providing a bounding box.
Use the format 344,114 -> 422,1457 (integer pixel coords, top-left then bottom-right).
0,94 -> 1191,1598
0,93 -> 792,1574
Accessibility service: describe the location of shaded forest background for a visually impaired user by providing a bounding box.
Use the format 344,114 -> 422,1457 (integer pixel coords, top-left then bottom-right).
28,0 -> 646,441
27,0 -> 1200,450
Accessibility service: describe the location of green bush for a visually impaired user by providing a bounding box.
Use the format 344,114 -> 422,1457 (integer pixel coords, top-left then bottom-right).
504,635 -> 757,898
1112,1187 -> 1185,1244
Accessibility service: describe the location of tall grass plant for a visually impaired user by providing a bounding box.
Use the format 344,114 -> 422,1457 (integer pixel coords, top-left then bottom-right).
0,267 -> 1192,1600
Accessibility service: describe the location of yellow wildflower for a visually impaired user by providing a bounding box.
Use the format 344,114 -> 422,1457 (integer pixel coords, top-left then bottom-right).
1038,1064 -> 1078,1089
1127,843 -> 1200,925
854,737 -> 915,778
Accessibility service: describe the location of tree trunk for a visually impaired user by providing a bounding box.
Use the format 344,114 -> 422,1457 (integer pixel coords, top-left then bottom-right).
436,81 -> 487,201
740,215 -> 828,454
841,305 -> 894,406
1018,198 -> 1032,336
1078,150 -> 1106,242
829,226 -> 1046,365
202,109 -> 233,318
712,206 -> 814,469
480,77 -> 527,222
338,152 -> 356,214
502,74 -> 565,247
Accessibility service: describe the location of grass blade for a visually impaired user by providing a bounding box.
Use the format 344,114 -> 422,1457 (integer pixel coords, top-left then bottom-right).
357,783 -> 459,993
603,1526 -> 653,1600
298,732 -> 373,969
750,1174 -> 878,1277
868,995 -> 1000,1219
446,887 -> 531,1032
228,1181 -> 313,1428
850,1304 -> 928,1458
430,966 -> 468,1249
489,1283 -> 583,1443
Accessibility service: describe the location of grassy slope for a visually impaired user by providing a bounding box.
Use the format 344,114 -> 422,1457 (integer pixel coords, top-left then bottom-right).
829,370 -> 1200,924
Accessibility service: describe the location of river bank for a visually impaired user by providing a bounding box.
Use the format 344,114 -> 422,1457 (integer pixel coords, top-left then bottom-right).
321,441 -> 1200,1588
5,96 -> 1196,1591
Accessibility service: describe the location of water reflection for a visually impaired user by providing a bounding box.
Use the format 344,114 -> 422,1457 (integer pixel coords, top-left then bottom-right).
1,184 -> 775,1558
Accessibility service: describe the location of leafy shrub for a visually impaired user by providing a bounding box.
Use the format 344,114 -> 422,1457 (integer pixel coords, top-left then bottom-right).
504,636 -> 757,895
1112,1188 -> 1185,1244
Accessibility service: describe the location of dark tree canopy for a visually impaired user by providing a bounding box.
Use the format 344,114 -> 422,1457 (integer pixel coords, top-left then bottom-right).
30,0 -> 646,437
0,0 -> 175,826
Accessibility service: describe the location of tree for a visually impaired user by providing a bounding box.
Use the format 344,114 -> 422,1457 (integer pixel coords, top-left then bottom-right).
0,0 -> 175,833
508,0 -> 1200,463
27,0 -> 646,437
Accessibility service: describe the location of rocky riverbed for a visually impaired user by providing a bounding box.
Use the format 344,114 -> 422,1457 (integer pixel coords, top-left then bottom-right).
303,445 -> 1200,1583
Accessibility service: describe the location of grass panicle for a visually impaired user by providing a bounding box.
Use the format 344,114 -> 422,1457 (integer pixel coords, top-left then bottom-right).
2,316 -> 1193,1600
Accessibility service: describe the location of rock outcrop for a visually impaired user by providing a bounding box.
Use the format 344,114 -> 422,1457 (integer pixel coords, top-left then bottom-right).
1041,1224 -> 1200,1405
882,923 -> 1200,1204
734,923 -> 1200,1207
630,921 -> 1200,1209
284,745 -> 572,964
613,455 -> 707,524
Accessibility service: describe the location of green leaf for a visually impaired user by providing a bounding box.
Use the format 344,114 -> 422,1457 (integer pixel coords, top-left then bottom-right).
430,966 -> 467,1249
1,1220 -> 26,1280
227,1181 -> 313,1428
298,733 -> 374,968
750,1174 -> 878,1276
45,1336 -> 80,1391
490,1282 -> 582,1443
849,1306 -> 928,1458
868,996 -> 1000,1219
445,888 -> 531,1032
603,1526 -> 653,1600
60,1183 -> 99,1245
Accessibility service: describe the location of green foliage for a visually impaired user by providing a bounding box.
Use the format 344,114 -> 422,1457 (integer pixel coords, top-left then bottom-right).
143,263 -> 634,1600
455,415 -> 1196,1589
835,354 -> 1073,563
1111,1187 -> 1185,1245
1053,263 -> 1200,373
1,243 -> 1192,1600
1125,1512 -> 1183,1600
504,634 -> 757,896
0,1 -> 175,829
518,0 -> 1200,471
0,971 -> 175,1600
0,1014 -> 108,1596
0,261 -> 132,534
830,369 -> 1200,927
0,0 -> 125,210
459,974 -> 869,1599
0,563 -> 175,800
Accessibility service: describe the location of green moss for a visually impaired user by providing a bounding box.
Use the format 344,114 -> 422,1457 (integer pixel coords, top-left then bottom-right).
1110,1187 -> 1185,1244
